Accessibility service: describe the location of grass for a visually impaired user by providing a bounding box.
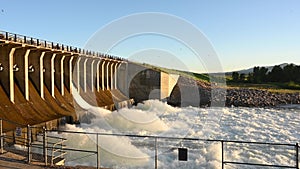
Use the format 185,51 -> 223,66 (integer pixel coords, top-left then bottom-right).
267,88 -> 300,94
151,66 -> 211,83
276,81 -> 300,90
227,82 -> 300,93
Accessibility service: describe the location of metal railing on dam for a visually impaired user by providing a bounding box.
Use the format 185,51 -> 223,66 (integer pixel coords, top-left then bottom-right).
0,30 -> 126,61
0,119 -> 299,169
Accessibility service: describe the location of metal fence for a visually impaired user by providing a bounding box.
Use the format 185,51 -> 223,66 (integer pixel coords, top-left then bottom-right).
0,119 -> 68,165
41,129 -> 300,169
0,118 -> 299,168
0,30 -> 126,61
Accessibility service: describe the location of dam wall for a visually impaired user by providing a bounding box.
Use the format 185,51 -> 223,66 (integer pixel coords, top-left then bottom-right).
0,31 -> 129,132
0,31 -> 178,133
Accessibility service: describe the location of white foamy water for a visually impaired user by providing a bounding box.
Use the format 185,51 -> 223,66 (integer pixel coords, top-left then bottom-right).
60,100 -> 300,168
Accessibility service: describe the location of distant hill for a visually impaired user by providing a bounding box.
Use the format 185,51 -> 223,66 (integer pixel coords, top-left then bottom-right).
227,63 -> 292,75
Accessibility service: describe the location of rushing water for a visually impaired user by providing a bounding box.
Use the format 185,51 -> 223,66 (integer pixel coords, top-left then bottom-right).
60,100 -> 300,168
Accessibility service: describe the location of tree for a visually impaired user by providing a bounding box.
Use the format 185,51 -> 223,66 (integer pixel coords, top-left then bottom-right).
253,66 -> 260,83
252,66 -> 268,83
232,72 -> 239,82
247,72 -> 254,83
283,64 -> 297,82
268,65 -> 283,82
295,66 -> 300,83
239,73 -> 246,82
259,67 -> 268,82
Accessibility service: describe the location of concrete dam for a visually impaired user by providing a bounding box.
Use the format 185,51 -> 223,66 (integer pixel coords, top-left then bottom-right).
0,31 -> 178,132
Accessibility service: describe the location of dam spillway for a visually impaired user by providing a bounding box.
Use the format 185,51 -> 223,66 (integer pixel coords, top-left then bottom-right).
0,31 -> 132,131
0,31 -> 178,132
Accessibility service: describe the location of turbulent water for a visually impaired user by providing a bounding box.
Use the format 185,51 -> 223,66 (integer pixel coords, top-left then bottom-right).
59,100 -> 300,169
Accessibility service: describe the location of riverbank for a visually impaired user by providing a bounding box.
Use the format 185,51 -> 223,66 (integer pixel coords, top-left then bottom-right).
167,76 -> 300,108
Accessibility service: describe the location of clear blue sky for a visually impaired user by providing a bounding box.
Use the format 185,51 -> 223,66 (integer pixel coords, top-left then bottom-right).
1,0 -> 300,72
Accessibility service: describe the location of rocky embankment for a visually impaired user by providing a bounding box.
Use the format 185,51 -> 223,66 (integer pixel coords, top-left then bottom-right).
226,88 -> 300,107
167,76 -> 300,108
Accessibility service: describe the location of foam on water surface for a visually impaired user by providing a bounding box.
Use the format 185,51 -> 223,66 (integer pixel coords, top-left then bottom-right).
62,100 -> 300,168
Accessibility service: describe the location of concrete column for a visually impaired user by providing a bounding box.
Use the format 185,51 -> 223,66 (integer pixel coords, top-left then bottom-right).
74,56 -> 87,93
117,62 -> 128,95
9,46 -> 27,103
96,59 -> 101,92
106,61 -> 110,90
0,44 -> 19,100
50,53 -> 56,97
27,49 -> 45,100
83,58 -> 88,93
43,51 -> 57,98
53,53 -> 66,96
62,54 -> 72,94
76,57 -> 81,93
114,62 -> 121,89
101,60 -> 105,90
14,47 -> 36,102
9,47 -> 16,103
68,56 -> 74,94
24,49 -> 31,100
85,58 -> 94,92
110,62 -> 115,89
60,55 -> 65,96
90,59 -> 95,92
62,54 -> 74,94
40,51 -> 46,99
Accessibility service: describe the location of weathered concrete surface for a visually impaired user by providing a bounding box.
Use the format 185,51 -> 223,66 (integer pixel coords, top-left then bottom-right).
167,76 -> 207,107
160,72 -> 179,100
0,80 -> 75,131
126,63 -> 179,104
